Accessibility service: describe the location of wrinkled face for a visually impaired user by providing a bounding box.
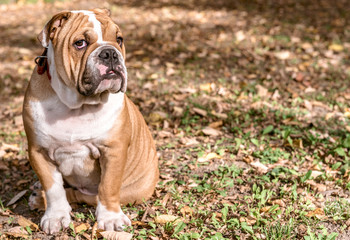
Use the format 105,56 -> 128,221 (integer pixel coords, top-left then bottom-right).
39,9 -> 127,97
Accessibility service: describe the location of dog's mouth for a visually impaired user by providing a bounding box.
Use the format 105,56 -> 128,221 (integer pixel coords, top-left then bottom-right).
102,67 -> 125,80
78,45 -> 127,97
97,66 -> 126,93
79,65 -> 126,97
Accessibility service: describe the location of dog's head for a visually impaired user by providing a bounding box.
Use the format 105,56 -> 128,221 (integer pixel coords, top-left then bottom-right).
38,9 -> 127,108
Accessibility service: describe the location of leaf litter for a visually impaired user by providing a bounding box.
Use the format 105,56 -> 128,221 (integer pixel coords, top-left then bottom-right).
1,0 -> 350,239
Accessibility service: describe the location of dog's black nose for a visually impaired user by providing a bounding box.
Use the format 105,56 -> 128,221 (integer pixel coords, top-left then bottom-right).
98,48 -> 118,62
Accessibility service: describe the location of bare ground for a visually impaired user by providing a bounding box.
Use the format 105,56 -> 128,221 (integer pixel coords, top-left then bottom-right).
1,0 -> 350,239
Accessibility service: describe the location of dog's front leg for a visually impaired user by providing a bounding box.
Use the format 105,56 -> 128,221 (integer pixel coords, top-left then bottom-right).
96,142 -> 131,231
28,147 -> 71,234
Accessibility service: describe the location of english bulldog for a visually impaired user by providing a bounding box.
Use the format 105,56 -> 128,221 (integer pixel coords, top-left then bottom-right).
22,8 -> 159,234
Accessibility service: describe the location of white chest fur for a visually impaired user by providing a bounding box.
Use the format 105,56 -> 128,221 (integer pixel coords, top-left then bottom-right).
29,92 -> 124,178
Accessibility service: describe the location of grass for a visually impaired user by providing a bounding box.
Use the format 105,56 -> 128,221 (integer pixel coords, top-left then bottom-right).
1,0 -> 350,239
324,199 -> 350,221
262,220 -> 296,240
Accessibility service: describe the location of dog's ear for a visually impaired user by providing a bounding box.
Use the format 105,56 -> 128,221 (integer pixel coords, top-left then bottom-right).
92,8 -> 111,16
38,11 -> 71,48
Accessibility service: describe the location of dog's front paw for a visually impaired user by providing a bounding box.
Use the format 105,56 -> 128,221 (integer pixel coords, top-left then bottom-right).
96,202 -> 131,231
40,210 -> 71,234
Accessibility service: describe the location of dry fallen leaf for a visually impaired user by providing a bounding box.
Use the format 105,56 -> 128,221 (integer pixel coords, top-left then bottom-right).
310,171 -> 323,178
0,149 -> 6,158
91,222 -> 98,240
131,220 -> 148,226
154,214 -> 180,224
271,199 -> 286,208
284,138 -> 303,149
275,51 -> 291,60
173,106 -> 184,117
142,82 -> 154,90
74,223 -> 89,233
208,120 -> 223,129
178,87 -> 196,94
147,111 -> 167,124
100,231 -> 133,240
7,190 -> 27,206
235,30 -> 246,42
198,152 -> 221,163
149,237 -> 160,240
243,155 -> 254,164
180,206 -> 194,216
0,160 -> 9,171
18,216 -> 39,231
294,72 -> 304,82
179,137 -> 199,146
166,66 -> 176,76
329,43 -> 344,52
199,83 -> 214,92
161,192 -> 171,207
305,180 -> 327,192
260,206 -> 271,213
301,42 -> 313,50
6,226 -> 29,238
157,130 -> 172,138
239,216 -> 256,226
0,208 -> 12,216
306,208 -> 326,219
255,84 -> 269,98
250,161 -> 268,174
193,107 -> 207,117
1,143 -> 20,152
344,108 -> 350,118
202,127 -> 221,136
16,179 -> 31,186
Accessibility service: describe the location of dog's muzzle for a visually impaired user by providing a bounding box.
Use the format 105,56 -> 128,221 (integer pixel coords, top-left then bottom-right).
79,46 -> 127,96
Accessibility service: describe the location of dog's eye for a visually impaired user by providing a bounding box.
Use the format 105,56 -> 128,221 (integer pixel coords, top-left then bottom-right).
116,37 -> 123,47
74,40 -> 88,49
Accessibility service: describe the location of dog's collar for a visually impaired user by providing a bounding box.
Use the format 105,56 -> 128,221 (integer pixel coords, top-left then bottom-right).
35,48 -> 51,81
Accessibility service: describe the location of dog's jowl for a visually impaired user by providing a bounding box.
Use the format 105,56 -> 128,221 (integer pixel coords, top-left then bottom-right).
22,8 -> 159,234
